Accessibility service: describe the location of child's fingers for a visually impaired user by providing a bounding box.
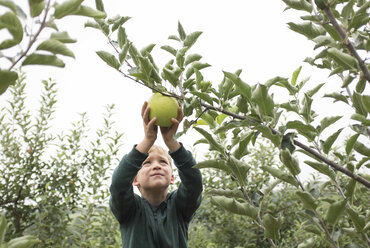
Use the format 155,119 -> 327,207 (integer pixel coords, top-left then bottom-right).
141,102 -> 148,118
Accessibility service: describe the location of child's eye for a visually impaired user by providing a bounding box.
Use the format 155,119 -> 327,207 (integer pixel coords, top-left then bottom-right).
143,161 -> 150,166
160,160 -> 168,165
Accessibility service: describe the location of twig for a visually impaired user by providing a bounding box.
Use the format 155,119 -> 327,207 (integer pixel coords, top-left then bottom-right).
9,0 -> 52,70
322,6 -> 370,83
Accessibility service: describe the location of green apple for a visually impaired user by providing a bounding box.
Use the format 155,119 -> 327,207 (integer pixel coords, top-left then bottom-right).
148,93 -> 179,127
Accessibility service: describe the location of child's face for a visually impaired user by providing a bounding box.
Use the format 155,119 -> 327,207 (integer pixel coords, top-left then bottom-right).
133,149 -> 174,192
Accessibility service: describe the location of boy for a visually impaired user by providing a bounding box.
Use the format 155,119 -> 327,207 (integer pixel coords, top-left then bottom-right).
110,101 -> 203,248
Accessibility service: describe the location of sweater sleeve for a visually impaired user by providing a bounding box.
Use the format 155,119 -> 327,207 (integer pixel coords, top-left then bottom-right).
170,143 -> 203,222
109,146 -> 148,223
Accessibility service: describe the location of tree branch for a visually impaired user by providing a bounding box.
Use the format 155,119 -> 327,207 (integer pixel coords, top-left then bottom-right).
323,6 -> 370,83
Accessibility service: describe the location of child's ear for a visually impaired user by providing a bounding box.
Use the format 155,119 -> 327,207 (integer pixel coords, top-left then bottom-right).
170,173 -> 175,185
133,176 -> 140,187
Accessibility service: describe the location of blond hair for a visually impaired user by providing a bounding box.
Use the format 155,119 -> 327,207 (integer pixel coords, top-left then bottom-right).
148,145 -> 172,166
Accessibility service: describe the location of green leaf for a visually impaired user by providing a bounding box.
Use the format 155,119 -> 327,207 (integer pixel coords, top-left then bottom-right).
192,61 -> 211,70
325,199 -> 347,224
353,141 -> 370,157
362,95 -> 370,113
233,132 -> 253,159
280,149 -> 301,175
54,0 -> 84,19
183,31 -> 202,48
319,116 -> 342,133
262,214 -> 283,241
22,54 -> 65,67
140,44 -> 156,55
162,68 -> 179,87
70,5 -> 106,19
291,66 -> 302,86
324,92 -> 348,104
0,0 -> 17,12
327,48 -> 358,70
111,16 -> 131,32
306,83 -> 324,98
295,190 -> 317,211
304,160 -> 336,180
194,159 -> 232,174
344,179 -> 356,203
191,91 -> 213,105
194,127 -> 224,153
6,235 -> 40,247
352,92 -> 367,116
208,188 -> 244,199
119,42 -> 130,63
95,0 -> 104,12
227,156 -> 250,187
286,121 -> 317,141
0,214 -> 8,243
346,206 -> 365,232
346,133 -> 360,155
50,31 -> 76,43
178,21 -> 186,41
300,93 -> 313,123
287,22 -> 326,39
0,70 -> 18,95
211,196 -> 258,219
161,45 -> 177,56
36,39 -> 75,58
224,71 -> 251,101
322,128 -> 343,154
184,53 -> 202,66
261,166 -> 299,187
28,0 -> 45,17
118,26 -> 127,49
0,12 -> 23,49
96,51 -> 120,70
282,0 -> 313,12
253,124 -> 281,147
251,84 -> 274,116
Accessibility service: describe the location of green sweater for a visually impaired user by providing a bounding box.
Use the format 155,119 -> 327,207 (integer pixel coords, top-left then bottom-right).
110,144 -> 203,248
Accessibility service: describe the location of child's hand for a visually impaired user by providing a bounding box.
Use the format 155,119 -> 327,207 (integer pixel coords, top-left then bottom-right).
160,104 -> 183,152
141,101 -> 158,143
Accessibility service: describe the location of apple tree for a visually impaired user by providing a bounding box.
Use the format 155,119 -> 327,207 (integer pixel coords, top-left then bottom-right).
0,0 -> 106,95
0,73 -> 123,247
90,0 -> 370,246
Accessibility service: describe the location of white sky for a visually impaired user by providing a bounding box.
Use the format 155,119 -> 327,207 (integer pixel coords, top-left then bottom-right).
1,0 -> 350,177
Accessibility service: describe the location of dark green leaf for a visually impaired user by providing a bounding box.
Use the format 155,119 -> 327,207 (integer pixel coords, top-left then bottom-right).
346,206 -> 365,232
0,0 -> 17,12
352,92 -> 367,116
22,54 -> 65,67
282,0 -> 313,12
300,93 -> 313,123
353,141 -> 370,157
227,156 -> 250,187
95,0 -> 104,12
253,124 -> 281,147
362,95 -> 370,113
118,26 -> 127,49
324,92 -> 348,104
